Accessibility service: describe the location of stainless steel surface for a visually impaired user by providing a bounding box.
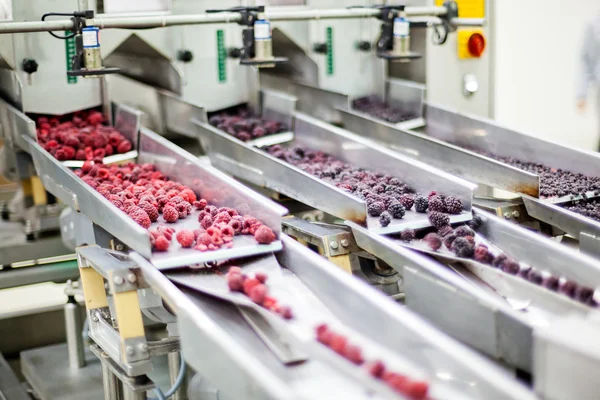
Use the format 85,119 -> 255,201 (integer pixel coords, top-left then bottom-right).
261,89 -> 297,131
102,359 -> 121,400
65,301 -> 86,369
347,221 -> 534,371
246,67 -> 262,117
0,96 -> 36,152
339,107 -> 540,197
196,112 -> 475,233
276,235 -> 535,399
0,351 -> 29,400
21,343 -> 105,400
167,351 -> 185,400
386,78 -> 425,120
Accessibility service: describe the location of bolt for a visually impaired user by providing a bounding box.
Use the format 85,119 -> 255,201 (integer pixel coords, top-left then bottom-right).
92,314 -> 99,322
126,346 -> 134,356
113,275 -> 124,285
115,244 -> 124,251
139,343 -> 148,353
127,273 -> 137,283
512,210 -> 520,218
330,241 -> 339,250
503,212 -> 511,219
340,239 -> 349,248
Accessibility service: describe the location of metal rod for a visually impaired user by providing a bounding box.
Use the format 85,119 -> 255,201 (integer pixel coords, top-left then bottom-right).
450,17 -> 486,27
122,386 -> 146,400
0,6 -> 449,34
168,351 -> 185,400
101,361 -> 121,400
64,297 -> 86,369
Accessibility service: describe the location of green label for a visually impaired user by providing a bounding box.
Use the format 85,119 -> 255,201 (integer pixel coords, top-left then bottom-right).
326,27 -> 334,76
216,30 -> 227,83
65,31 -> 77,84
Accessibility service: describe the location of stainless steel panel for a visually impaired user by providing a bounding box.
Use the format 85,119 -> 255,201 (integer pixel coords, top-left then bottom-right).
340,107 -> 540,197
425,103 -> 600,178
522,195 -> 600,241
0,68 -> 22,110
261,89 -> 297,131
386,78 -> 425,119
0,351 -> 29,400
160,91 -> 207,138
0,96 -> 35,152
293,82 -> 350,124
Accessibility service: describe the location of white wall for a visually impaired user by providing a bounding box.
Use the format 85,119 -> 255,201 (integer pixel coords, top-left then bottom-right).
493,0 -> 599,151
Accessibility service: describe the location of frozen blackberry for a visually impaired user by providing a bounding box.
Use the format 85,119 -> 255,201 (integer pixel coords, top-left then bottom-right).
428,211 -> 450,229
526,269 -> 543,285
541,276 -> 560,291
451,237 -> 474,258
500,258 -> 520,275
423,233 -> 442,251
398,194 -> 414,210
444,233 -> 458,250
414,195 -> 428,213
428,195 -> 446,213
379,211 -> 392,227
399,229 -> 416,242
474,244 -> 494,264
454,225 -> 475,238
368,201 -> 386,217
492,253 -> 508,268
437,224 -> 453,237
575,286 -> 595,305
387,201 -> 406,219
444,196 -> 463,215
559,280 -> 578,298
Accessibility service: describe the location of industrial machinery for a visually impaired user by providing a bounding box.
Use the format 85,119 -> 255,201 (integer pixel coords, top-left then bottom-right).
2,2 -> 600,400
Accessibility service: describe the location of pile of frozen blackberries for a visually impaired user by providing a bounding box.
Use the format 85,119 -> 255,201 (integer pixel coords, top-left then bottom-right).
563,198 -> 600,222
463,146 -> 600,199
266,145 -> 464,226
402,218 -> 598,308
351,95 -> 417,124
208,106 -> 287,142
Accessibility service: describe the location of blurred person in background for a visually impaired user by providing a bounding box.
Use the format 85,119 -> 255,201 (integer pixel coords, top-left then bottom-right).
577,13 -> 600,150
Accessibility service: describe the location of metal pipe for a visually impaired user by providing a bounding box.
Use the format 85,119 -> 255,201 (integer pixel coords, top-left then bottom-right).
101,361 -> 120,400
0,6 -> 448,34
168,352 -> 185,400
450,17 -> 486,27
65,297 -> 86,369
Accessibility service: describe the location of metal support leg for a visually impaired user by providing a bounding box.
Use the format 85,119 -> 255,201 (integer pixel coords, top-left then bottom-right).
122,386 -> 146,400
168,351 -> 186,400
65,295 -> 86,369
102,360 -> 121,400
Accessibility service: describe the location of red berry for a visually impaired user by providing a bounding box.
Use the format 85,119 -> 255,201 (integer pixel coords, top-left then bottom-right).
196,233 -> 213,246
389,375 -> 410,394
343,344 -> 364,365
249,284 -> 267,305
117,140 -> 132,153
254,225 -> 276,244
263,296 -> 278,310
138,202 -> 159,222
330,334 -> 347,355
367,360 -> 386,379
162,205 -> 179,223
228,266 -> 242,275
193,199 -> 208,210
404,381 -> 429,399
128,206 -> 151,229
255,271 -> 268,283
176,229 -> 195,248
243,278 -> 260,295
278,305 -> 293,320
200,214 -> 213,229
227,273 -> 244,292
181,189 -> 197,203
154,235 -> 170,251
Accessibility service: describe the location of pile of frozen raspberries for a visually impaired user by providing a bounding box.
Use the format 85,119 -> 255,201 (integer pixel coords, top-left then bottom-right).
36,110 -> 133,162
74,161 -> 276,253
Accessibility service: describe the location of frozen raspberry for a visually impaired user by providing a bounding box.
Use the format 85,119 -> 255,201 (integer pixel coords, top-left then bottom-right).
367,360 -> 386,379
228,266 -> 242,276
200,214 -> 214,229
128,206 -> 151,229
196,233 -> 213,246
387,201 -> 406,219
367,201 -> 385,217
154,235 -> 170,252
423,233 -> 442,251
176,229 -> 195,248
255,272 -> 268,283
138,201 -> 159,222
162,205 -> 179,223
474,245 -> 493,264
227,273 -> 244,292
243,278 -> 261,296
277,305 -> 293,320
399,229 -> 416,242
454,225 -> 475,237
428,211 -> 449,228
414,195 -> 428,213
316,324 -> 333,345
249,284 -> 267,305
343,344 -> 364,365
405,381 -> 429,399
193,199 -> 208,210
398,194 -> 414,210
254,225 -> 276,244
181,189 -> 197,203
330,334 -> 347,355
451,237 -> 474,258
389,375 -> 409,393
428,195 -> 446,212
444,196 -> 463,215
117,140 -> 132,153
379,211 -> 392,227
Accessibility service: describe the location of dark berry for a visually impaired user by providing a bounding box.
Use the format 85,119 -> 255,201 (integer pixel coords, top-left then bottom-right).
575,286 -> 595,305
467,214 -> 483,231
454,225 -> 475,238
451,237 -> 474,258
428,211 -> 450,228
474,245 -> 494,264
437,224 -> 453,237
399,229 -> 416,242
541,276 -> 560,291
379,211 -> 392,227
527,269 -> 543,285
559,280 -> 578,298
428,195 -> 446,212
368,201 -> 386,217
423,233 -> 442,251
444,196 -> 463,215
414,195 -> 428,213
500,258 -> 520,275
398,194 -> 414,210
444,233 -> 458,250
492,253 -> 508,268
387,201 -> 406,219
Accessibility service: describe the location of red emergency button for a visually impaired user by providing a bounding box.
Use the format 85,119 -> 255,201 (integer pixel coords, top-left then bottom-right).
467,33 -> 485,57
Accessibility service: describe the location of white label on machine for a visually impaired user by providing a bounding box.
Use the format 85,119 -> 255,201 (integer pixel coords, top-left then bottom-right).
254,20 -> 271,41
393,18 -> 409,37
82,27 -> 100,48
